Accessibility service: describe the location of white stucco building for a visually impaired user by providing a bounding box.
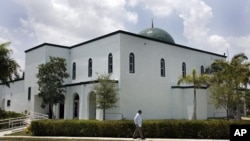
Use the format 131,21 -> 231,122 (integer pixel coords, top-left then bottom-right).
0,27 -> 227,120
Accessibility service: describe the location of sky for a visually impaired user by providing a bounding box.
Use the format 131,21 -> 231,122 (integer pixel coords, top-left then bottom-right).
0,0 -> 249,72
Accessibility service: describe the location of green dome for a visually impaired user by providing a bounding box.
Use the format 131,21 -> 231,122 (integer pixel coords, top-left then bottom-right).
138,27 -> 175,44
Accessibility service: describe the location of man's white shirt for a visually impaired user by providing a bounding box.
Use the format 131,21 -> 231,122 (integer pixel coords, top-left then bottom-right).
134,113 -> 142,127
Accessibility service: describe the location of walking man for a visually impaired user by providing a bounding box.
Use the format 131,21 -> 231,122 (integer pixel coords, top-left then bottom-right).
133,110 -> 145,139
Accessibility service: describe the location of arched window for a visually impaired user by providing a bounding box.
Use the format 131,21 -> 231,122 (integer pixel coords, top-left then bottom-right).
88,58 -> 92,77
182,62 -> 186,77
129,53 -> 135,73
28,87 -> 31,101
72,62 -> 76,80
108,53 -> 113,73
200,65 -> 204,75
160,58 -> 165,77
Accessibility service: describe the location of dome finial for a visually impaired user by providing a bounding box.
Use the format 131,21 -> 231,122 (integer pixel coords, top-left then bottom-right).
151,18 -> 154,28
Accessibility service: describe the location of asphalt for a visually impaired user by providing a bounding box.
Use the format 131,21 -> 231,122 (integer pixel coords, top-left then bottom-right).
0,129 -> 229,141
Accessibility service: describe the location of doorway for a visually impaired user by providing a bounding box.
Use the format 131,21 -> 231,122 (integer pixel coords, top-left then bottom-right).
89,92 -> 96,119
73,94 -> 79,118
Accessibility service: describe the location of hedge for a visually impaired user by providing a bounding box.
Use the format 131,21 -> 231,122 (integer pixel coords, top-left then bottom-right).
30,119 -> 250,139
0,109 -> 25,130
0,109 -> 24,119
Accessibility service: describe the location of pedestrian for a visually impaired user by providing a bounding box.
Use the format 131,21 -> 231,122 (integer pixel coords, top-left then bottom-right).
133,110 -> 145,140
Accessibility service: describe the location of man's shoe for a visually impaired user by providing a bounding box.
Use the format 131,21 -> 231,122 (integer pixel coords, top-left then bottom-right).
141,137 -> 146,140
133,137 -> 137,139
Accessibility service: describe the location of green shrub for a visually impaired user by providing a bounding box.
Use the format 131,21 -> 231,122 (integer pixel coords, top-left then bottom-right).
0,109 -> 24,119
0,109 -> 25,130
30,119 -> 250,139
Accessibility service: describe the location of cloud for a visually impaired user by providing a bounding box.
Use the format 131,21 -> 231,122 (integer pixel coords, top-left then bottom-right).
208,35 -> 230,54
127,0 -> 140,7
143,0 -> 177,17
0,26 -> 20,55
126,11 -> 138,24
138,0 -> 213,43
136,0 -> 239,56
1,0 -> 249,71
18,0 -> 138,46
227,35 -> 250,58
1,0 -> 139,71
0,26 -> 11,43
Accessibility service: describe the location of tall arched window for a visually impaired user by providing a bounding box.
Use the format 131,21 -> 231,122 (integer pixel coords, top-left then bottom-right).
200,65 -> 204,75
28,87 -> 31,101
88,58 -> 92,77
129,53 -> 135,73
108,53 -> 113,73
160,58 -> 165,77
182,62 -> 186,77
72,62 -> 76,80
73,94 -> 79,118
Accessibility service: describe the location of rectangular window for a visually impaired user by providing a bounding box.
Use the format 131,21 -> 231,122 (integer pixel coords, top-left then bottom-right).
7,100 -> 11,107
28,87 -> 31,101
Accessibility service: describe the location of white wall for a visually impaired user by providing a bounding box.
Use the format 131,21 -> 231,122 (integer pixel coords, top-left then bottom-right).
206,90 -> 227,118
25,46 -> 46,113
1,31 -> 227,120
67,35 -> 122,120
25,44 -> 70,114
171,88 -> 208,120
119,33 -> 225,120
0,80 -> 26,113
70,34 -> 121,83
120,34 -> 173,120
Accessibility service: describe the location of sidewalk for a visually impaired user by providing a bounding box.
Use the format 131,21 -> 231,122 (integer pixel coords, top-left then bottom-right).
0,127 -> 26,136
0,130 -> 229,141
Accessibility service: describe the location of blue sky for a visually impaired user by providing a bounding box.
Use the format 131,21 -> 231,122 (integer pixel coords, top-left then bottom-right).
0,0 -> 249,71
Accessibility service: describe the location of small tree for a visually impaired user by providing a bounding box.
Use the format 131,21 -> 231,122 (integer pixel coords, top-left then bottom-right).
0,42 -> 20,87
209,53 -> 250,120
208,59 -> 235,120
177,68 -> 210,120
91,73 -> 118,120
36,56 -> 69,119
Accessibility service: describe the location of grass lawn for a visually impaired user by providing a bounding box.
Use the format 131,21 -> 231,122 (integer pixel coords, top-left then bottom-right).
0,131 -> 131,141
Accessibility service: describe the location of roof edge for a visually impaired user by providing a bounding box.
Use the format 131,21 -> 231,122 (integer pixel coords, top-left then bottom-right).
24,30 -> 226,58
171,86 -> 208,89
25,43 -> 69,53
0,78 -> 24,86
71,30 -> 125,48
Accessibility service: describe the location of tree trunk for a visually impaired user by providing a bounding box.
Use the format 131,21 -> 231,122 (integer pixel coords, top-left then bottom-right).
49,103 -> 53,119
103,108 -> 105,121
192,88 -> 197,120
236,103 -> 241,121
103,101 -> 106,121
226,105 -> 229,120
235,93 -> 241,121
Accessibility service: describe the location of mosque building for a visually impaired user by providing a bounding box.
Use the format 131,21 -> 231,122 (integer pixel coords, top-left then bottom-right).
0,26 -> 227,120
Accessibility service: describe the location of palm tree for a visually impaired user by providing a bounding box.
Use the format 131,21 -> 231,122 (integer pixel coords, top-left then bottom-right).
0,42 -> 20,87
177,68 -> 210,120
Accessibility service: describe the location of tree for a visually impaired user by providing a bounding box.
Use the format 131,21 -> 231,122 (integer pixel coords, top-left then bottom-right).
209,53 -> 250,120
208,59 -> 234,120
177,68 -> 210,120
90,73 -> 119,120
36,56 -> 69,119
0,42 -> 20,87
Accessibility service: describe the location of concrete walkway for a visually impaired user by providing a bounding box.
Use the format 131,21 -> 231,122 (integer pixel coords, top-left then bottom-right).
0,129 -> 229,141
